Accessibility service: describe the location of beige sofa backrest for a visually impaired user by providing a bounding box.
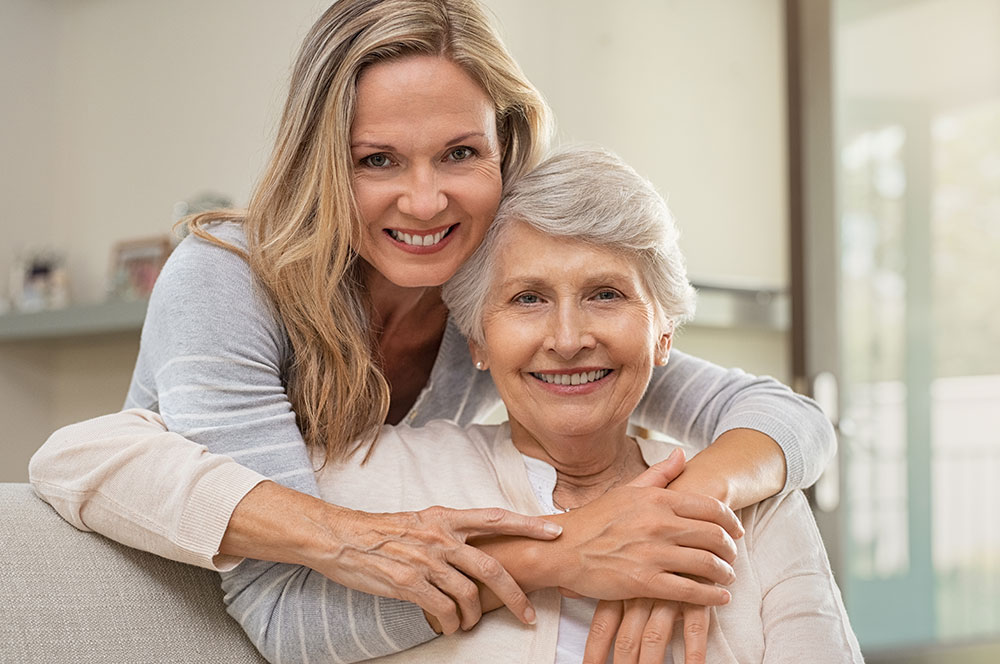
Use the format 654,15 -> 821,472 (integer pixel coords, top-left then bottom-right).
0,483 -> 266,663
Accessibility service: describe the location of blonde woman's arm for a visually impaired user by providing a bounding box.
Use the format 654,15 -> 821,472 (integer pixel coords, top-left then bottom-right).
29,409 -> 264,571
634,350 -> 836,509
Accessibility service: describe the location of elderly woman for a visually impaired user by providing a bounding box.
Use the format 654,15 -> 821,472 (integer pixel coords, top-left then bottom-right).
304,146 -> 864,663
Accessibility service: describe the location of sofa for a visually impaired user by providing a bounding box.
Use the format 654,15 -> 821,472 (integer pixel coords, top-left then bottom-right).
0,483 -> 266,664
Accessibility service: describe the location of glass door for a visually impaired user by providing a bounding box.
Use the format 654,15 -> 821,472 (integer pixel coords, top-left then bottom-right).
811,0 -> 1000,653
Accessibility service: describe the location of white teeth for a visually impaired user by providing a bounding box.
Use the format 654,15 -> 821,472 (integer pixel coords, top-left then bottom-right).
389,229 -> 447,246
533,369 -> 610,386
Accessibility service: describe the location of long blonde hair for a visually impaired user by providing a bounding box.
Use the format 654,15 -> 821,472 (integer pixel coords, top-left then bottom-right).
186,0 -> 551,463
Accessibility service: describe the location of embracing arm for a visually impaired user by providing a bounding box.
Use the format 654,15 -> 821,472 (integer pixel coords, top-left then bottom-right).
29,409 -> 264,570
29,229 -> 554,663
634,349 -> 836,509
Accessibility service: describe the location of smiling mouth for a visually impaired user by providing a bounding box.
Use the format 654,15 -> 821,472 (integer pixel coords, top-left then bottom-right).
530,369 -> 612,386
386,224 -> 456,247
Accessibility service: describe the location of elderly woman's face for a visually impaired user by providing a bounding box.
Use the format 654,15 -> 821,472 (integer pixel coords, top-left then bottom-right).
472,222 -> 671,440
351,55 -> 504,288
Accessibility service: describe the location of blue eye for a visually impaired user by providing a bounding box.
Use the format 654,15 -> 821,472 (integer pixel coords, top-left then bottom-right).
447,147 -> 475,162
514,292 -> 541,305
594,289 -> 621,301
360,153 -> 392,168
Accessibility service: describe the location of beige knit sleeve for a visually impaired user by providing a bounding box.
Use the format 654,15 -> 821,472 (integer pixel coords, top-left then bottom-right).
28,408 -> 266,570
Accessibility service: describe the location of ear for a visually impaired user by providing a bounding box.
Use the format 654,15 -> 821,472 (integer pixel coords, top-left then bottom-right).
468,339 -> 489,371
655,327 -> 673,366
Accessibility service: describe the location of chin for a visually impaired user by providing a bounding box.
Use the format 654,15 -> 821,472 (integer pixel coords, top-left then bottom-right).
386,263 -> 458,288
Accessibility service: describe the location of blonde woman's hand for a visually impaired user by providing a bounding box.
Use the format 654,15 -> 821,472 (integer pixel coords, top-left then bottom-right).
582,598 -> 710,664
316,505 -> 562,635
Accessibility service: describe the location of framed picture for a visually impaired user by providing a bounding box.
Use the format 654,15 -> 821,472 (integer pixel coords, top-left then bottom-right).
107,236 -> 173,300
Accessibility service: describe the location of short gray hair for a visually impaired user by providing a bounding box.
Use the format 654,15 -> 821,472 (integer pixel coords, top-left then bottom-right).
443,145 -> 696,344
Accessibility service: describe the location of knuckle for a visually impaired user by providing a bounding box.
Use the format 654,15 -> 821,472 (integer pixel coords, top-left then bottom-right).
588,619 -> 614,639
482,507 -> 508,524
674,581 -> 698,603
475,554 -> 505,579
685,619 -> 708,638
422,505 -> 447,523
642,629 -> 667,647
393,568 -> 422,588
614,635 -> 639,654
457,587 -> 479,606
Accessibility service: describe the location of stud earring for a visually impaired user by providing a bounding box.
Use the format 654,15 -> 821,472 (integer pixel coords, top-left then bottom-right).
475,361 -> 484,370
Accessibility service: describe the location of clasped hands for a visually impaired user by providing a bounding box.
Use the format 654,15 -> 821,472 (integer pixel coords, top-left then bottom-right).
314,449 -> 741,663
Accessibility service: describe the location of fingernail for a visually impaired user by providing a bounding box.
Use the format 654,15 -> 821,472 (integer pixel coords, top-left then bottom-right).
524,606 -> 537,625
543,522 -> 563,536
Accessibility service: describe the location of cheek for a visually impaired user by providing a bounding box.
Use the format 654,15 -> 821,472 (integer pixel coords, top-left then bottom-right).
352,179 -> 385,228
466,167 -> 503,221
483,318 -> 533,369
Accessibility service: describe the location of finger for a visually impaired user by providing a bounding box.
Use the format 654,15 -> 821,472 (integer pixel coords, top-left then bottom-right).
644,573 -> 731,607
629,449 -> 685,488
668,493 -> 744,543
613,599 -> 653,664
583,600 -> 624,664
650,545 -> 735,586
427,564 -> 484,631
681,604 -> 710,664
449,545 -> 535,626
407,578 -> 462,635
638,601 -> 678,664
559,587 -> 585,599
442,506 -> 563,540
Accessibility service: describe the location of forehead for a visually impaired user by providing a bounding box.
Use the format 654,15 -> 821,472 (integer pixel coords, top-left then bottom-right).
492,223 -> 644,288
352,55 -> 496,139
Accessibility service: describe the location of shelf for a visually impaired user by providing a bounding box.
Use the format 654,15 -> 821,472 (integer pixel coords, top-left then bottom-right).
0,300 -> 148,342
0,282 -> 787,343
688,282 -> 789,332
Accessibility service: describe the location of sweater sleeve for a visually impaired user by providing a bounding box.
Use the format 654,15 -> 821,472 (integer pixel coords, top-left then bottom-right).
750,492 -> 864,662
34,226 -> 436,662
28,408 -> 264,570
631,349 -> 836,492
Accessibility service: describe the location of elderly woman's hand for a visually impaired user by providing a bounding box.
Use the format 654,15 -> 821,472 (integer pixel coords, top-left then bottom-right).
582,598 -> 710,664
547,450 -> 743,606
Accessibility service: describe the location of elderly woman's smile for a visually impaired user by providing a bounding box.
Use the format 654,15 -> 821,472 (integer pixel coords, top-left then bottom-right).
472,222 -> 671,443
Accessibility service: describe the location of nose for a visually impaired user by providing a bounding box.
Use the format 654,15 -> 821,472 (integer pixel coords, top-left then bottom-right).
546,302 -> 597,359
397,165 -> 447,220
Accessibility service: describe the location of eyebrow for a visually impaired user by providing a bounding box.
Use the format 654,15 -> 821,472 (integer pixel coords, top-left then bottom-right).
498,271 -> 637,291
349,131 -> 489,151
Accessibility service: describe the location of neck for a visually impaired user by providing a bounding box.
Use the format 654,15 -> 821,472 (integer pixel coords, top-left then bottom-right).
509,418 -> 646,509
362,261 -> 445,340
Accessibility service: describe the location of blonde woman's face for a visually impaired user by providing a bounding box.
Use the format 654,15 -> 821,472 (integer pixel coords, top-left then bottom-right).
351,55 -> 503,288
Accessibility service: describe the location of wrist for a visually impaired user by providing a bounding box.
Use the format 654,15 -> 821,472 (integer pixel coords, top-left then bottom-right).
667,471 -> 733,507
473,514 -> 569,593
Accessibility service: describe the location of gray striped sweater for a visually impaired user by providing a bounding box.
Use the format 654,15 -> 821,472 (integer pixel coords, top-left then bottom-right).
125,223 -> 835,663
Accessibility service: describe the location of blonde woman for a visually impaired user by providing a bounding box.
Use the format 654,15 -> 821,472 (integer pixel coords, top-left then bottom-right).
31,1 -> 835,662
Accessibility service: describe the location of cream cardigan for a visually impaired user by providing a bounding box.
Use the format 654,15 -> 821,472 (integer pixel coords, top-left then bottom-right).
319,420 -> 864,664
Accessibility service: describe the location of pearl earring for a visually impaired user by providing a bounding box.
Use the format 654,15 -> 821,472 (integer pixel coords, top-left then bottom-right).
475,361 -> 484,370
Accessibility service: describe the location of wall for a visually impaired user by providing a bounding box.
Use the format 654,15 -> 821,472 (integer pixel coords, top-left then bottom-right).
0,0 -> 789,481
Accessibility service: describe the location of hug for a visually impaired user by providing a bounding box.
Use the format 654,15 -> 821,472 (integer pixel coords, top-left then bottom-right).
30,0 -> 860,662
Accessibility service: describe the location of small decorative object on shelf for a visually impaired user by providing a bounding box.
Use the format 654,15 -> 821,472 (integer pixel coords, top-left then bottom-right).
107,236 -> 174,301
8,250 -> 69,313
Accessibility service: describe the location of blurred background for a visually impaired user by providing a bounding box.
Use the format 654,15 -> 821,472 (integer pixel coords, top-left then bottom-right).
0,1 -> 997,661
